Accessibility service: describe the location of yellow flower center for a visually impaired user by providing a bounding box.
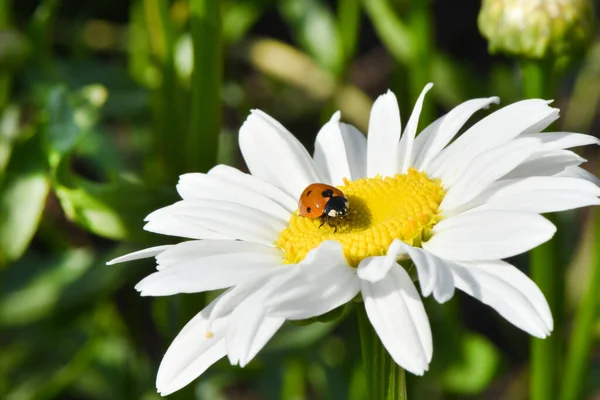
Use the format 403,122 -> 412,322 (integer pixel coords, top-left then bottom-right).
276,168 -> 445,267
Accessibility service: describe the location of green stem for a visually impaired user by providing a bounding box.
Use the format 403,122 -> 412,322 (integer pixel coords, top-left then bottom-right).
407,0 -> 433,125
28,0 -> 59,75
338,0 -> 360,68
521,59 -> 554,99
357,303 -> 407,400
362,0 -> 413,63
0,0 -> 12,110
560,209 -> 600,400
143,0 -> 185,182
521,59 -> 561,400
189,0 -> 221,173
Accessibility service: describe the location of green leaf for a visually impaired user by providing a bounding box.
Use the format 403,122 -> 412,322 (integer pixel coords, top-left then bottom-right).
337,0 -> 360,65
279,0 -> 344,76
222,0 -> 268,44
362,0 -> 414,63
54,173 -> 176,242
268,320 -> 339,352
0,249 -> 93,326
0,30 -> 30,71
41,86 -> 80,158
39,84 -> 108,163
442,333 -> 501,394
0,136 -> 49,265
1,302 -> 156,400
128,0 -> 161,89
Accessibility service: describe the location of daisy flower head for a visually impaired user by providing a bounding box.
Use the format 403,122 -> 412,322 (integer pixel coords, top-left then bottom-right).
109,83 -> 600,396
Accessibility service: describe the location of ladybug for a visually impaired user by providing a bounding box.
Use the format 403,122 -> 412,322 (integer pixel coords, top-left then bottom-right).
298,183 -> 349,232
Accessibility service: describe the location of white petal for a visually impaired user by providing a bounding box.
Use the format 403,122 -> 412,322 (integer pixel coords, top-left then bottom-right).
313,112 -> 348,185
144,215 -> 230,240
243,316 -> 286,366
106,245 -> 172,265
521,132 -> 600,150
313,113 -> 367,185
144,199 -> 285,245
503,150 -> 585,179
208,164 -> 297,212
441,138 -> 540,215
462,176 -> 600,214
413,97 -> 500,171
156,240 -> 282,270
361,264 -> 432,374
239,110 -> 322,198
221,267 -> 290,366
156,295 -> 229,396
209,270 -> 286,323
556,166 -> 600,186
177,173 -> 291,221
356,239 -> 407,283
397,83 -> 434,173
367,90 -> 401,177
448,260 -> 553,338
135,252 -> 281,296
429,100 -> 559,185
393,243 -> 456,303
423,210 -> 556,261
265,242 -> 359,320
340,123 -> 368,180
226,290 -> 284,367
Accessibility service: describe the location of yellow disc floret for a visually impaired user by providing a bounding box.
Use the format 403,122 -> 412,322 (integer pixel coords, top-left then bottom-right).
277,168 -> 446,267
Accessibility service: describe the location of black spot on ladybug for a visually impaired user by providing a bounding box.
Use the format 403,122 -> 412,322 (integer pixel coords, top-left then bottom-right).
307,190 -> 312,196
322,189 -> 334,198
306,206 -> 311,213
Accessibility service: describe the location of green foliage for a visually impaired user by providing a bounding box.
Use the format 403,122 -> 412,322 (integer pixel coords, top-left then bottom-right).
0,0 -> 598,399
54,173 -> 175,242
0,135 -> 49,265
442,334 -> 500,394
280,0 -> 344,76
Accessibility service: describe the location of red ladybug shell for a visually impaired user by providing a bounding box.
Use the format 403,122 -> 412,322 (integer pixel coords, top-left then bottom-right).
298,183 -> 346,218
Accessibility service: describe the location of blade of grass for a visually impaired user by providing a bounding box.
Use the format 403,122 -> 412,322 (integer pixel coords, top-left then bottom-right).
0,0 -> 12,110
362,0 -> 434,124
189,0 -> 221,173
406,0 -> 433,124
560,208 -> 600,400
143,0 -> 185,181
362,0 -> 413,63
244,38 -> 372,131
338,0 -> 360,68
28,0 -> 59,73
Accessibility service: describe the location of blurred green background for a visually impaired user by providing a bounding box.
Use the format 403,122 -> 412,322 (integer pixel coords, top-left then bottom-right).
1,0 -> 600,399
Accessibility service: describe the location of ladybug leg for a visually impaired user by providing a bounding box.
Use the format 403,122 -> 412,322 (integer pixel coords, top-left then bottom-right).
327,216 -> 339,233
319,216 -> 326,228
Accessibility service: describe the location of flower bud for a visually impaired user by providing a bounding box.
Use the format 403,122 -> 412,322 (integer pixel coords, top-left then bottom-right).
478,0 -> 595,59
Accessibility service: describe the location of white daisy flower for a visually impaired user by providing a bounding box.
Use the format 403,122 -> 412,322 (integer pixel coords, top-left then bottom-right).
108,83 -> 600,396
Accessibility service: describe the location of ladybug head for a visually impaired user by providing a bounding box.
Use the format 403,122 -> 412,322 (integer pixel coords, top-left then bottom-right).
324,196 -> 349,218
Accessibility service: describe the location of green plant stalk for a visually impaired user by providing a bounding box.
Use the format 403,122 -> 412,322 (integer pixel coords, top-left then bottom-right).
560,209 -> 600,400
338,0 -> 360,68
362,0 -> 413,63
28,0 -> 59,73
357,303 -> 407,400
143,0 -> 185,181
521,59 -> 561,400
0,0 -> 12,112
407,0 -> 433,125
189,0 -> 221,173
